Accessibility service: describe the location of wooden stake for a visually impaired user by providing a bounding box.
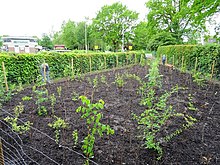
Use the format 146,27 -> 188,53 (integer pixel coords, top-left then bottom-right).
140,54 -> 142,64
71,58 -> 74,76
181,56 -> 184,69
0,139 -> 4,165
2,62 -> 8,92
194,57 -> 198,71
210,60 -> 215,80
89,56 -> 92,72
134,54 -> 137,64
116,55 -> 118,67
104,56 -> 107,69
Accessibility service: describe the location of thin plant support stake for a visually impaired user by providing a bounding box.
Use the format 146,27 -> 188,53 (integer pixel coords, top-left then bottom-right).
194,57 -> 198,71
181,56 -> 184,70
140,54 -> 142,64
116,55 -> 118,67
210,60 -> 215,80
89,56 -> 92,72
71,58 -> 74,76
2,62 -> 8,92
134,54 -> 137,64
104,56 -> 106,69
0,138 -> 4,165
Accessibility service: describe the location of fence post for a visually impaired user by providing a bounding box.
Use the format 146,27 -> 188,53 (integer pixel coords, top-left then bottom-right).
210,60 -> 215,80
0,138 -> 4,165
2,62 -> 8,92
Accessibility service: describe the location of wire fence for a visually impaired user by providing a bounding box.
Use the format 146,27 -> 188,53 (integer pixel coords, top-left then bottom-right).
0,107 -> 99,165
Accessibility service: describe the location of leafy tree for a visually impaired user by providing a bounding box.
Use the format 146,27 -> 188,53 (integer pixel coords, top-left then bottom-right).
92,2 -> 138,51
146,0 -> 220,43
52,31 -> 64,45
147,32 -> 177,51
61,20 -> 78,49
133,21 -> 149,50
38,34 -> 53,50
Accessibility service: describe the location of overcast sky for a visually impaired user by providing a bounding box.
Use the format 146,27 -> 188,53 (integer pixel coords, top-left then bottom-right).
0,0 -> 147,37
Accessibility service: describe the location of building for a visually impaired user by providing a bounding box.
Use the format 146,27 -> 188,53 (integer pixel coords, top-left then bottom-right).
1,36 -> 38,53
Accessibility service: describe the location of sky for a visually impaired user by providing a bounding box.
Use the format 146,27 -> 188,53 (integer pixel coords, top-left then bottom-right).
0,0 -> 147,38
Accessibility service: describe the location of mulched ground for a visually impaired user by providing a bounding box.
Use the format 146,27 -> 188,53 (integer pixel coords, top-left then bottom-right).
1,64 -> 220,165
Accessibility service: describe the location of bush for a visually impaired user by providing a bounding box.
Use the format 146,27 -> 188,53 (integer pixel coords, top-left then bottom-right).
157,44 -> 220,78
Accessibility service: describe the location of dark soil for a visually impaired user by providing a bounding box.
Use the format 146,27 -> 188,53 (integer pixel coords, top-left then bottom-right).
1,64 -> 220,165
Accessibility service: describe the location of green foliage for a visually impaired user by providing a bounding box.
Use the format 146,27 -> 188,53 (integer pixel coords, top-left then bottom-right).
72,130 -> 78,147
147,32 -> 178,51
187,94 -> 197,111
50,93 -> 56,114
4,103 -> 32,134
133,22 -> 149,50
57,86 -> 62,97
34,88 -> 49,116
38,34 -> 53,50
48,116 -> 68,144
145,60 -> 162,88
157,45 -> 220,79
192,71 -> 205,87
22,96 -> 32,101
76,96 -> 114,159
114,73 -> 126,88
0,51 -> 142,85
37,106 -> 47,116
146,0 -> 220,43
92,2 -> 138,51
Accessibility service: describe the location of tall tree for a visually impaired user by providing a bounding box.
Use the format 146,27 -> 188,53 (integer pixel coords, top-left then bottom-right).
133,21 -> 150,50
92,2 -> 138,51
146,0 -> 220,42
38,34 -> 53,50
61,20 -> 78,49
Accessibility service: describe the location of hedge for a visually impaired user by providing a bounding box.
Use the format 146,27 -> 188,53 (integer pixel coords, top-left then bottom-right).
157,44 -> 220,78
0,51 -> 143,86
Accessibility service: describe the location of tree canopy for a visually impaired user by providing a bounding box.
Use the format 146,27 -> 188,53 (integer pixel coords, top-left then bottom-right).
146,0 -> 220,43
92,2 -> 138,51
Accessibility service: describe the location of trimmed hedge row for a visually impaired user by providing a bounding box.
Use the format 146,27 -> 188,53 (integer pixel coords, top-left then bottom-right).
157,44 -> 220,78
0,51 -> 143,85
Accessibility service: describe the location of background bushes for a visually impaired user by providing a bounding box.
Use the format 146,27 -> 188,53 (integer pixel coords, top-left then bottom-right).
0,51 -> 142,85
157,44 -> 220,78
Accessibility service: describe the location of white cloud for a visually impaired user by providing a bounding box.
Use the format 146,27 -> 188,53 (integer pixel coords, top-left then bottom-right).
0,0 -> 147,37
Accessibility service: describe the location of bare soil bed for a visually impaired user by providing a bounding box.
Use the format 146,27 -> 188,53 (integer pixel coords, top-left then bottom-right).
1,64 -> 220,165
